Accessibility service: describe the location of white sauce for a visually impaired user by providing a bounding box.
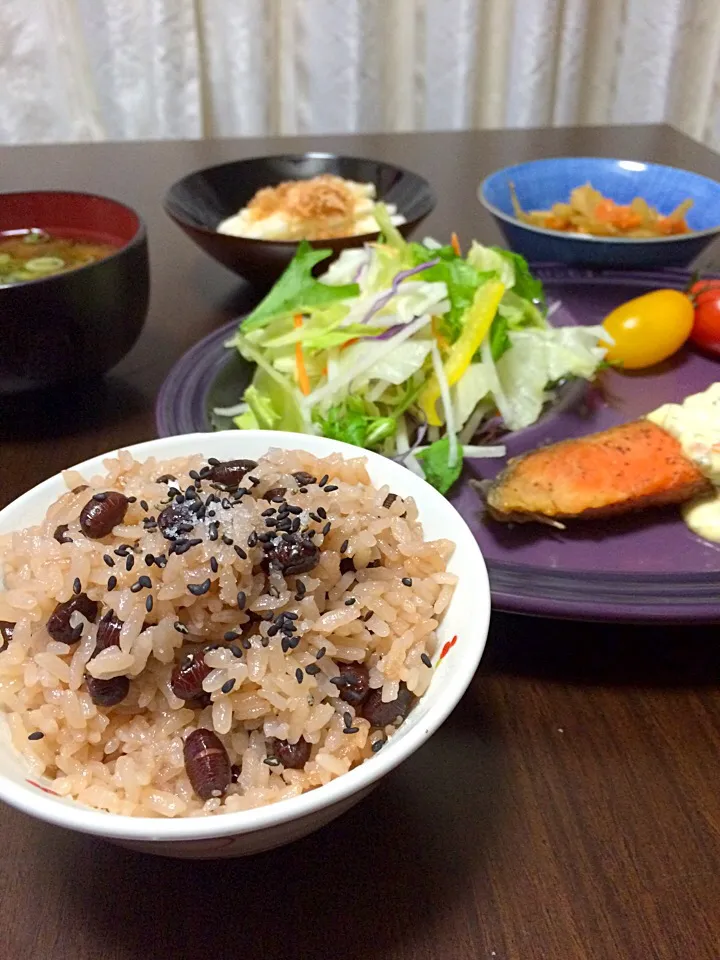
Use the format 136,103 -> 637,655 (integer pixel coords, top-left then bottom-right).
646,382 -> 720,542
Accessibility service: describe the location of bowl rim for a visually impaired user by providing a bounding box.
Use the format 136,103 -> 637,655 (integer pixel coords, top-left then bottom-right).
0,189 -> 147,291
478,157 -> 720,244
0,430 -> 488,842
163,151 -> 437,246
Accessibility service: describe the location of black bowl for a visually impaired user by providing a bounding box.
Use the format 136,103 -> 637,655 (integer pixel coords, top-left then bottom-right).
0,191 -> 149,394
163,153 -> 436,285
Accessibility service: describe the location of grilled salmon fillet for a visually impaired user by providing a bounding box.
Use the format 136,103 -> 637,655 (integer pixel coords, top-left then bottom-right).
487,419 -> 712,524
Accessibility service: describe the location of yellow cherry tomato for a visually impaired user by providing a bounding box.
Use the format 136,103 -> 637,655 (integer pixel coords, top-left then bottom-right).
599,289 -> 694,370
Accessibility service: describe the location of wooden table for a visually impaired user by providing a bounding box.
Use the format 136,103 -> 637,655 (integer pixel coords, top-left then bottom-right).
2,125 -> 720,960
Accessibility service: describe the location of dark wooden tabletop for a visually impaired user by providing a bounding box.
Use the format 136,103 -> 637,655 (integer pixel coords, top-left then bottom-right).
2,125 -> 720,960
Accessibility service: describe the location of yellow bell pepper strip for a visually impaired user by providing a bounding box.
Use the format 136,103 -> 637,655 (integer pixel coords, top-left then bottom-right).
418,280 -> 505,425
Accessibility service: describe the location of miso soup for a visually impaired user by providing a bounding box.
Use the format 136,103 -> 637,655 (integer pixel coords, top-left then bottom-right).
0,229 -> 117,285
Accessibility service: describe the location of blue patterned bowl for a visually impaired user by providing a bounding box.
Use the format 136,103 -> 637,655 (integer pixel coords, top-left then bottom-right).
479,157 -> 720,268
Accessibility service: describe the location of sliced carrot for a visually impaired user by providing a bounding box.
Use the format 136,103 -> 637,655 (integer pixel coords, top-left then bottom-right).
340,338 -> 358,351
451,232 -> 461,256
293,314 -> 311,396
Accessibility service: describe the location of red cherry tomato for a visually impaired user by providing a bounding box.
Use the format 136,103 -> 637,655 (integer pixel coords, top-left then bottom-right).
690,279 -> 720,357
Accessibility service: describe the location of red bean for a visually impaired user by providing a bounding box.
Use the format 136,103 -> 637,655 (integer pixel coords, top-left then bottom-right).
95,610 -> 123,653
157,500 -> 196,541
47,594 -> 99,644
79,491 -> 129,539
170,651 -> 212,701
263,486 -> 287,502
360,682 -> 415,728
184,728 -> 231,800
85,674 -> 130,707
267,736 -> 311,769
0,621 -> 14,653
207,459 -> 258,490
335,661 -> 370,707
267,535 -> 320,576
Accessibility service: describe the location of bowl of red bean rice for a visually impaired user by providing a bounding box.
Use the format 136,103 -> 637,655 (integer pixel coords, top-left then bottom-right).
0,431 -> 489,858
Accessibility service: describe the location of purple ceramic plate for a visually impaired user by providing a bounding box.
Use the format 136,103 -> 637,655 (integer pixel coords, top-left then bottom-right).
156,266 -> 720,623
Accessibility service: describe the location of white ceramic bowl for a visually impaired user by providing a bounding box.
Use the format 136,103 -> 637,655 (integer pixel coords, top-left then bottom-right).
0,431 -> 489,858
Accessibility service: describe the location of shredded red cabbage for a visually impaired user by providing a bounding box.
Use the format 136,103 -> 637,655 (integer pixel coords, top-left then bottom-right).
359,259 -> 439,326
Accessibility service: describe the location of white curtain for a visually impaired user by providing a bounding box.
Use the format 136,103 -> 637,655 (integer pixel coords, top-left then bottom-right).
2,0 -> 720,149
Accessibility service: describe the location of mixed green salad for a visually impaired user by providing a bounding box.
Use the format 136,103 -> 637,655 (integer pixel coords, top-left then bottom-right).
218,205 -> 607,493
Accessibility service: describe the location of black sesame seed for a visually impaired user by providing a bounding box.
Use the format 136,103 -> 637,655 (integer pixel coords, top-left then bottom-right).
140,500 -> 149,512
173,621 -> 189,634
138,575 -> 152,589
208,522 -> 219,542
224,630 -> 240,641
235,487 -> 249,499
264,756 -> 280,766
267,624 -> 280,637
421,652 -> 432,668
92,492 -> 108,502
317,506 -> 327,520
155,555 -> 167,568
237,591 -> 246,610
107,575 -> 117,591
248,475 -> 260,486
363,610 -> 374,622
299,488 -> 308,494
103,554 -> 115,568
127,496 -> 137,504
315,647 -> 326,659
343,726 -> 359,734
189,470 -> 201,481
287,505 -> 303,515
319,474 -> 329,487
234,545 -> 248,560
72,577 -> 81,595
27,731 -> 44,741
144,553 -> 155,566
276,520 -> 292,532
296,580 -> 306,596
258,532 -> 272,543
305,663 -> 321,675
284,611 -> 299,620
281,637 -> 290,653
125,555 -> 135,572
306,530 -> 317,538
324,485 -> 338,493
130,582 -> 143,593
343,711 -> 353,728
241,638 -> 252,650
295,668 -> 304,684
330,676 -> 349,688
208,458 -> 220,466
145,595 -> 153,613
187,579 -> 211,596
221,678 -> 236,694
345,597 -> 356,606
114,545 -> 131,557
230,644 -> 243,658
309,513 -> 321,523
340,540 -> 349,554
247,532 -> 258,548
210,557 -> 218,573
371,739 -> 385,753
322,522 -> 331,536
264,517 -> 277,528
222,535 -> 234,546
402,577 -> 413,587
261,507 -> 275,517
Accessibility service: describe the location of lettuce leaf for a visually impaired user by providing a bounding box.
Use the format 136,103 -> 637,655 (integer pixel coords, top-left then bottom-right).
408,244 -> 492,343
416,437 -> 464,494
239,241 -> 359,333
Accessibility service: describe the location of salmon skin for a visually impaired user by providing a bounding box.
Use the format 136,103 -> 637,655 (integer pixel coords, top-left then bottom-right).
486,419 -> 712,525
